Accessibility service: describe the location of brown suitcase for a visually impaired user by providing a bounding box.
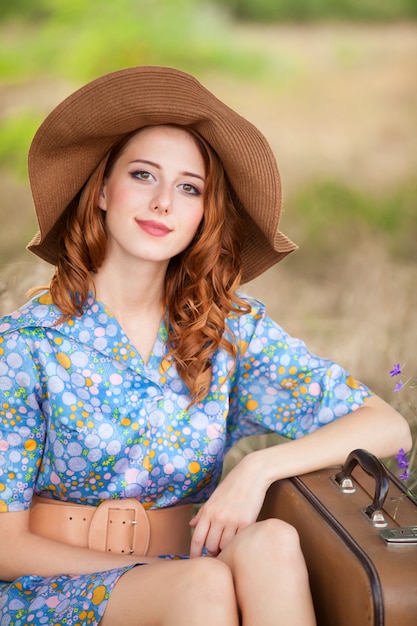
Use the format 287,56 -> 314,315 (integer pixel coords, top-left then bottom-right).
259,449 -> 417,626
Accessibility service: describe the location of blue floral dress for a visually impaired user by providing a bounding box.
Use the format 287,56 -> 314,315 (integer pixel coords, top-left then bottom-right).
0,292 -> 372,625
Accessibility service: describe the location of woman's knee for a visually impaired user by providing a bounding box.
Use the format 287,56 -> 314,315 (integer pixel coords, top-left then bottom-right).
229,519 -> 304,568
181,558 -> 238,619
187,557 -> 235,600
259,518 -> 301,554
101,558 -> 237,625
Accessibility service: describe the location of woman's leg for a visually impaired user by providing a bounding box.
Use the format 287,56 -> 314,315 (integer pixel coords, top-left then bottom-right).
100,556 -> 239,626
218,519 -> 317,626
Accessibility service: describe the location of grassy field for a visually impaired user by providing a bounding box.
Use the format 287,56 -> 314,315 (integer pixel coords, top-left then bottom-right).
0,18 -> 416,490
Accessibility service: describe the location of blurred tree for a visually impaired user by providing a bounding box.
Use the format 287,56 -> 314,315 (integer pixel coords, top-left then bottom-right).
0,0 -> 51,21
217,0 -> 417,21
0,0 -> 265,82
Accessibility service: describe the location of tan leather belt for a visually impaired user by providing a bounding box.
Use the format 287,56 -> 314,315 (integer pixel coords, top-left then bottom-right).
29,496 -> 194,556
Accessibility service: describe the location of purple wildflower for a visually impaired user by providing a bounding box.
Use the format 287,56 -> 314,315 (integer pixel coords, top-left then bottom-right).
399,469 -> 411,481
394,381 -> 404,392
390,363 -> 402,377
394,448 -> 410,481
394,448 -> 409,468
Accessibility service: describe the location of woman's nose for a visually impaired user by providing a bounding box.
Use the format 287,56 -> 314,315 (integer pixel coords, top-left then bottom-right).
150,187 -> 171,214
151,202 -> 169,214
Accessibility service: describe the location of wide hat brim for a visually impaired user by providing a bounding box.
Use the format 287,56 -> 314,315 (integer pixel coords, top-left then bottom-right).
27,65 -> 297,283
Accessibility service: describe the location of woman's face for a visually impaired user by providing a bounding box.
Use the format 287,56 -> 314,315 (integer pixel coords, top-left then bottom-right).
98,125 -> 206,271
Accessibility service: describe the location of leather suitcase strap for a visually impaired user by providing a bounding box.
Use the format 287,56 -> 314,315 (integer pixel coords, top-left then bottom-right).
29,495 -> 194,556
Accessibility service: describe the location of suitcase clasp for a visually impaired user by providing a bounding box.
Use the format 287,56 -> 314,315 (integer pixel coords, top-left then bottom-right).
380,526 -> 417,544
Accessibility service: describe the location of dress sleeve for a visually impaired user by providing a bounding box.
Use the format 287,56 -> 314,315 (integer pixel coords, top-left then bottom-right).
0,327 -> 46,512
226,298 -> 373,447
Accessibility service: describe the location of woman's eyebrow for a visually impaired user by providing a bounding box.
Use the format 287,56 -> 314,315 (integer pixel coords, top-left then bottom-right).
181,170 -> 206,183
129,159 -> 205,183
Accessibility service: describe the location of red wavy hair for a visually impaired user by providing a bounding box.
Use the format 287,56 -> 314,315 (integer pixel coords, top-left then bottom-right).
47,125 -> 250,402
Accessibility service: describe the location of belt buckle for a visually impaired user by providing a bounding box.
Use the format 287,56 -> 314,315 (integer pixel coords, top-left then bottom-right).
88,498 -> 151,555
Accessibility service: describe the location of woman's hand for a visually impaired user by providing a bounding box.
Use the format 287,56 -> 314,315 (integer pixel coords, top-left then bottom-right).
189,394 -> 412,559
189,452 -> 269,558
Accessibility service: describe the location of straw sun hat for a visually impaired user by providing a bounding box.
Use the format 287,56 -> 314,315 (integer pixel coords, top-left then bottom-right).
27,65 -> 297,283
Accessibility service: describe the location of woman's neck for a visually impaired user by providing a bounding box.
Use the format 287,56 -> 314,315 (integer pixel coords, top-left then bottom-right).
91,263 -> 167,364
91,259 -> 166,316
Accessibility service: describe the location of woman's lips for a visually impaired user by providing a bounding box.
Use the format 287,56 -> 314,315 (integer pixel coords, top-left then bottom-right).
136,219 -> 172,236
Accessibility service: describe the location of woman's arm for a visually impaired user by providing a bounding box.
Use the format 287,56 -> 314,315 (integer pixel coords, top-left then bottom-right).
190,395 -> 412,557
0,508 -> 156,582
255,394 -> 412,485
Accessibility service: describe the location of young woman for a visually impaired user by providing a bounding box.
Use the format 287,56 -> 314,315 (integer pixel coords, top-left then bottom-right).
0,66 -> 411,626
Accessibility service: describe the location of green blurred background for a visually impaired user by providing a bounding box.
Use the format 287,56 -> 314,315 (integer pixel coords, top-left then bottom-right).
0,0 -> 416,487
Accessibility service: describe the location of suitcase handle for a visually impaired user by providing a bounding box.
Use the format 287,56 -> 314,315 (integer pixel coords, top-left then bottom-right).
335,449 -> 389,527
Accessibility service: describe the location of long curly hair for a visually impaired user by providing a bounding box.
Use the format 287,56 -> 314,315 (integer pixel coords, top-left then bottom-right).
48,125 -> 250,403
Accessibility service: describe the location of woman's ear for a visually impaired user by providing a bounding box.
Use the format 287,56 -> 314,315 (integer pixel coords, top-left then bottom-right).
98,183 -> 107,211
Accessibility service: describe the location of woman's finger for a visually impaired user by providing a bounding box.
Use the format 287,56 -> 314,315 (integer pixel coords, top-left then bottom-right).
203,523 -> 226,557
189,515 -> 211,558
218,524 -> 241,553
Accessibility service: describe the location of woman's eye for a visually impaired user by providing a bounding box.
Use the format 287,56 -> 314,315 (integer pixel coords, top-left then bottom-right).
181,183 -> 201,196
131,170 -> 153,181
